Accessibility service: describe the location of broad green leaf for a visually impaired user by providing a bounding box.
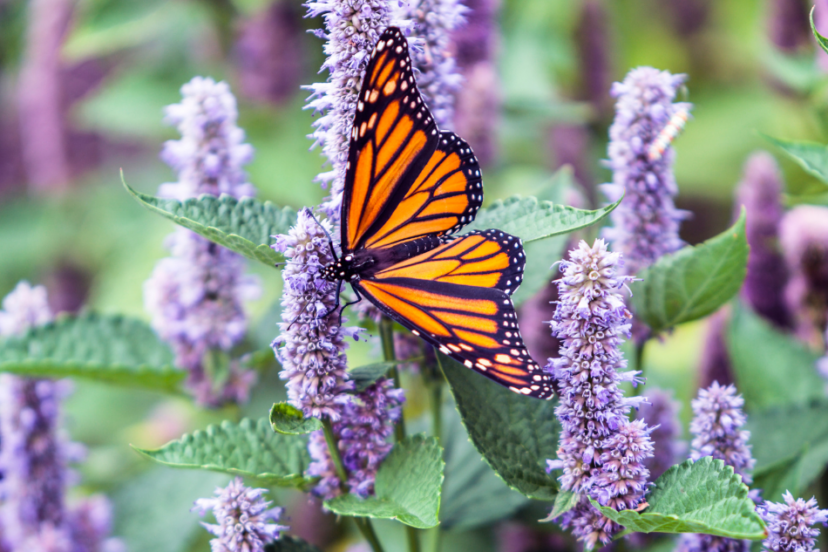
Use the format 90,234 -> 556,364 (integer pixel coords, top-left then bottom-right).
464,195 -> 621,243
347,360 -> 419,392
0,313 -> 184,393
325,434 -> 444,528
764,134 -> 828,187
728,304 -> 824,410
542,490 -> 580,522
813,6 -> 828,58
113,468 -> 229,552
631,212 -> 748,334
265,536 -> 324,552
512,236 -> 567,307
752,450 -> 805,504
133,418 -> 315,489
594,458 -> 765,540
123,177 -> 297,266
440,354 -> 560,501
439,402 -> 530,529
269,402 -> 322,435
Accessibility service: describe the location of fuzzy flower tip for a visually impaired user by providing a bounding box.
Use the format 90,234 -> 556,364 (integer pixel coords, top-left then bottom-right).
304,0 -> 405,219
272,209 -> 360,421
400,0 -> 466,130
193,477 -> 288,552
545,239 -> 654,548
690,382 -> 755,483
760,491 -> 828,552
160,76 -> 255,200
308,377 -> 405,499
601,67 -> 691,275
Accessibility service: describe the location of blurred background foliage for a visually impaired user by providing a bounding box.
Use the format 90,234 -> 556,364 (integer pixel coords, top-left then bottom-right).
1,0 -> 827,550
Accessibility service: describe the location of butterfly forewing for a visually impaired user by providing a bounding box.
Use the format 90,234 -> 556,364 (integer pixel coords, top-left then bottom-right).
341,28 -> 482,252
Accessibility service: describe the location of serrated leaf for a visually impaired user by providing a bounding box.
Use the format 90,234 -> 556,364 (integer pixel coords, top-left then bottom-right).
728,304 -> 825,410
0,313 -> 184,392
812,6 -> 828,58
594,458 -> 765,540
265,536 -> 324,552
133,418 -> 315,488
347,360 -> 417,392
541,490 -> 580,522
123,177 -> 297,267
439,402 -> 530,529
764,134 -> 828,187
631,212 -> 748,334
464,195 -> 621,243
269,402 -> 322,435
325,434 -> 444,528
440,354 -> 560,501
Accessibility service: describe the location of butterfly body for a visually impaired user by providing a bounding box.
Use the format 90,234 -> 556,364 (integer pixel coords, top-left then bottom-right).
323,27 -> 554,399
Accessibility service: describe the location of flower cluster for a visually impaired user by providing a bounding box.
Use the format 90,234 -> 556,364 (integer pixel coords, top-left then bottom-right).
145,76 -> 260,406
307,378 -> 405,499
601,67 -> 691,275
759,492 -> 828,552
399,0 -> 466,130
304,0 -> 404,219
193,477 -> 288,552
639,387 -> 684,480
0,282 -> 123,552
545,240 -> 654,548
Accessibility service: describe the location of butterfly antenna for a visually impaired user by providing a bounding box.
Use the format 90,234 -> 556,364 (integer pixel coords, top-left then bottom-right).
306,210 -> 339,262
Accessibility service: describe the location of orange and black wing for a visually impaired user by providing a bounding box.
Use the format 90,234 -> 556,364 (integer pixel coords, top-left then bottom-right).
356,231 -> 554,399
341,27 -> 482,253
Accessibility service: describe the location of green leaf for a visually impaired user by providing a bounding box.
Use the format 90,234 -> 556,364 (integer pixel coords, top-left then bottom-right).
325,434 -> 445,529
347,360 -> 419,392
269,402 -> 322,435
812,6 -> 828,58
440,354 -> 560,501
728,304 -> 825,410
439,402 -> 530,529
752,450 -> 805,504
594,458 -> 765,540
542,490 -> 580,522
763,134 -> 828,187
0,313 -> 184,393
123,176 -> 297,267
464,195 -> 621,243
133,418 -> 315,489
631,211 -> 749,334
265,536 -> 324,552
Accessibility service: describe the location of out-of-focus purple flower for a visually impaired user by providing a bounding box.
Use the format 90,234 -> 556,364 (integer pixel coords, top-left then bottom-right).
307,378 -> 404,499
235,1 -> 304,105
659,0 -> 710,37
0,281 -> 53,336
576,0 -> 612,118
698,309 -> 735,389
759,491 -> 828,552
193,477 -> 288,552
272,209 -> 360,421
67,495 -> 126,552
736,152 -> 790,328
601,67 -> 691,276
394,332 -> 425,372
639,388 -> 684,481
159,77 -> 255,200
399,0 -> 466,130
689,381 -> 755,483
676,534 -> 751,552
451,0 -> 498,69
780,205 -> 828,348
304,0 -> 406,219
816,0 -> 828,72
545,239 -> 653,548
768,0 -> 811,54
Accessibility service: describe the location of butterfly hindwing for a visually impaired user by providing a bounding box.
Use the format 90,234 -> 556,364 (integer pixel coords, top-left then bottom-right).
342,28 -> 482,252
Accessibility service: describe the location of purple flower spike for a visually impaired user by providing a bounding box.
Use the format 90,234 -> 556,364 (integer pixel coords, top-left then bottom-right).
759,491 -> 828,552
677,534 -> 751,552
304,0 -> 406,219
193,477 -> 288,552
601,67 -> 691,275
546,240 -> 654,548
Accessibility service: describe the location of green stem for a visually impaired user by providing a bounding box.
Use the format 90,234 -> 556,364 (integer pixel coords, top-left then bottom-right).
431,380 -> 443,443
322,419 -> 385,552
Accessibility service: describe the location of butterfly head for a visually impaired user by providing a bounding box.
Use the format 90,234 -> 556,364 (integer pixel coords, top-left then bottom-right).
320,254 -> 361,283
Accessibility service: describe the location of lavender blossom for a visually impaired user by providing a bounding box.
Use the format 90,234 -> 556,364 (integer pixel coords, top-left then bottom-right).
0,281 -> 53,336
272,209 -> 360,421
545,240 -> 654,548
193,477 -> 288,552
676,534 -> 751,552
67,495 -> 126,552
780,205 -> 828,348
639,388 -> 685,480
759,492 -> 828,552
304,0 -> 404,219
307,378 -> 404,499
601,67 -> 691,276
698,309 -> 735,389
399,0 -> 466,130
736,152 -> 790,328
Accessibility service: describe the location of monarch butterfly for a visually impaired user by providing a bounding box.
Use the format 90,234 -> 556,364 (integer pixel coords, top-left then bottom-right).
319,27 -> 554,399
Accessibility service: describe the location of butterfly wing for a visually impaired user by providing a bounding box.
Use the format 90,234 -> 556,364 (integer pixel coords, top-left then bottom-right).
355,231 -> 554,399
341,27 -> 482,253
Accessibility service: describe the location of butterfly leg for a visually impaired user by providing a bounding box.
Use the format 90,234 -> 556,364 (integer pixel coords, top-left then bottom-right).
337,284 -> 364,326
